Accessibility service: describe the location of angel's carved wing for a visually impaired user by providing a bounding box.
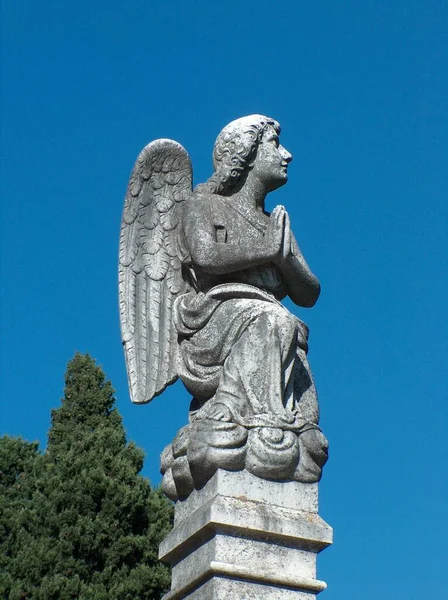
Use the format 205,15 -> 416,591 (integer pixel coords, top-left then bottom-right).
119,139 -> 193,403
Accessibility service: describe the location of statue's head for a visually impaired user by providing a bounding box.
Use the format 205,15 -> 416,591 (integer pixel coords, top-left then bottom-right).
206,114 -> 292,195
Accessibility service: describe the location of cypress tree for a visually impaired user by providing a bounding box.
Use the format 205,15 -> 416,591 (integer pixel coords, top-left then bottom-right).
1,353 -> 172,600
0,436 -> 40,596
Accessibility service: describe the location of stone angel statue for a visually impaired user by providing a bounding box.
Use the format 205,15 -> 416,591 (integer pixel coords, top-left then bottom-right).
119,115 -> 328,501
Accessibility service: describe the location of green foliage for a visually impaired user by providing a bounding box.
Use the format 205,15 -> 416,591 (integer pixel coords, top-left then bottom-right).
0,436 -> 40,595
0,353 -> 172,600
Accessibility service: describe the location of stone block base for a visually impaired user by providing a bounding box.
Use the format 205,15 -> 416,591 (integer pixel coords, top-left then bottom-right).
159,470 -> 332,599
164,576 -> 319,600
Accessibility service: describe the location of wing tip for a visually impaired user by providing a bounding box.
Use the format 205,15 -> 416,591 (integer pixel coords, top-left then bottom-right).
129,374 -> 178,405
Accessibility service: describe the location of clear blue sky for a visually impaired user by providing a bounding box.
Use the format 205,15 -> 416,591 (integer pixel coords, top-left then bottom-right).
1,1 -> 447,598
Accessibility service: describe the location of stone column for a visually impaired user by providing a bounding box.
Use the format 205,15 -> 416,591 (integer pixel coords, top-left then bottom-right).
159,469 -> 332,600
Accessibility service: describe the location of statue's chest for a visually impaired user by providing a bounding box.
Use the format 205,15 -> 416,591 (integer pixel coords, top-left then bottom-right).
210,201 -> 267,245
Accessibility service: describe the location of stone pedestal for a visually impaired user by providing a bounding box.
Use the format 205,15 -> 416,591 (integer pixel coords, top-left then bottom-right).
159,469 -> 332,599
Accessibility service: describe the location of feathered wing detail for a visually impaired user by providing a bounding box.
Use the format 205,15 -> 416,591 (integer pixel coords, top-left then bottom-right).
119,139 -> 193,403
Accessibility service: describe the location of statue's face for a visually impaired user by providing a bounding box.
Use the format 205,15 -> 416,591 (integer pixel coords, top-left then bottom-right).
251,127 -> 293,192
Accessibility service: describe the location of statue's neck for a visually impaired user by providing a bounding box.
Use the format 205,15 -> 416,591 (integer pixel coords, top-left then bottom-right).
229,176 -> 267,213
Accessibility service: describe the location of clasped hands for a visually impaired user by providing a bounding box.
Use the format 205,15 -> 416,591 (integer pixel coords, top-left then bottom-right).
264,205 -> 294,263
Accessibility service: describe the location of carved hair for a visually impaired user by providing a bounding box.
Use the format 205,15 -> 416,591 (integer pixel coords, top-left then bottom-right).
204,114 -> 280,196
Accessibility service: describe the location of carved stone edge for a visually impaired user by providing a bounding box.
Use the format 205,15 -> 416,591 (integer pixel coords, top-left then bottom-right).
162,561 -> 327,600
159,493 -> 333,563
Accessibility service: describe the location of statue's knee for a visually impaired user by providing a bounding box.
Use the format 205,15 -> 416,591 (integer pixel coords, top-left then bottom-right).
257,307 -> 297,338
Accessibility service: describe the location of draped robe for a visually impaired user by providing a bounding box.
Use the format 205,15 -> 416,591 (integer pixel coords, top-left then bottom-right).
173,194 -> 320,428
159,193 -> 328,500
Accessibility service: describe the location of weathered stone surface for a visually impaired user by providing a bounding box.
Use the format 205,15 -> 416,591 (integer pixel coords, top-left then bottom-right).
120,117 -> 333,597
120,115 -> 329,498
159,469 -> 332,600
174,469 -> 319,525
120,117 -> 333,596
164,577 -> 318,600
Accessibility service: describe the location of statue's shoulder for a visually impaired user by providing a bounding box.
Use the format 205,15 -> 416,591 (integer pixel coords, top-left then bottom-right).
184,184 -> 217,221
192,183 -> 213,204
193,184 -> 230,220
184,184 -> 232,234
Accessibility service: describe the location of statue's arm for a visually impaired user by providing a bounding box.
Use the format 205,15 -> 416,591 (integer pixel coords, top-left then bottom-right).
183,199 -> 283,275
277,213 -> 321,308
